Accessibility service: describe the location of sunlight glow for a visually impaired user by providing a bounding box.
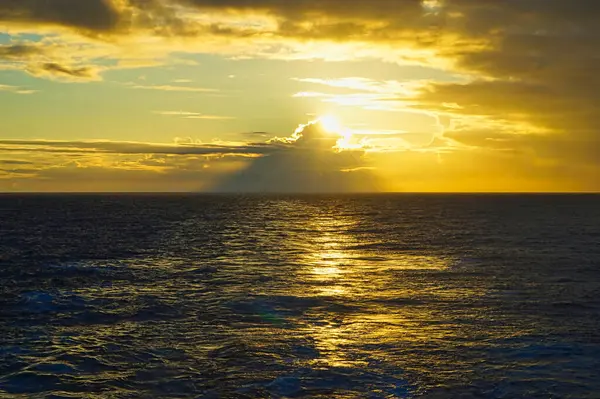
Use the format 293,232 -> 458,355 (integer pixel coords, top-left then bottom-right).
319,115 -> 342,134
317,115 -> 361,151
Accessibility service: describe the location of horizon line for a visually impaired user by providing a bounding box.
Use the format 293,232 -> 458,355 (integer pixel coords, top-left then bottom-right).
0,191 -> 598,195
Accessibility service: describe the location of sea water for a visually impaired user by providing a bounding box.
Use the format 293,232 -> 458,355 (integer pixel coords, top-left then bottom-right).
1,194 -> 599,398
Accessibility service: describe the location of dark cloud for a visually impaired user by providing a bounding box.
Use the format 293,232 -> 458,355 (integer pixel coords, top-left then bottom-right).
0,139 -> 272,156
177,0 -> 426,26
0,43 -> 104,81
0,44 -> 103,82
418,79 -> 600,140
2,1 -> 599,44
0,44 -> 46,60
0,159 -> 35,166
0,0 -> 119,32
35,62 -> 99,79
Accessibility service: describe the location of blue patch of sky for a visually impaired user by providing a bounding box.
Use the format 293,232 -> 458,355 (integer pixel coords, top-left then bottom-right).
17,33 -> 46,41
0,70 -> 42,87
0,33 -> 12,44
7,33 -> 47,43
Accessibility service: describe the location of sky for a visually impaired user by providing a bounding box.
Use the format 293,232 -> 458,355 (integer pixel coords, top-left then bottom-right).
0,0 -> 599,192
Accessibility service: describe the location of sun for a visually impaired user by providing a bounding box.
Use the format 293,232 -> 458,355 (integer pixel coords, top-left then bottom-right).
317,115 -> 359,151
319,115 -> 342,133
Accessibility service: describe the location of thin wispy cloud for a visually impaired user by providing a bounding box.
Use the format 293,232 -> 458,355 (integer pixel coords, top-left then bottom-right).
155,111 -> 235,120
292,77 -> 430,113
0,84 -> 37,95
130,84 -> 218,93
0,139 -> 270,157
293,91 -> 403,111
293,77 -> 424,96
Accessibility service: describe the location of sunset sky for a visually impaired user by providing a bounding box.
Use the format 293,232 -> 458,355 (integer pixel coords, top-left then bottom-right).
0,0 -> 599,192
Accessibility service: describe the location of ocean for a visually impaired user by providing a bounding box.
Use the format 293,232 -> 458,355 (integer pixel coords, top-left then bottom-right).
1,194 -> 599,398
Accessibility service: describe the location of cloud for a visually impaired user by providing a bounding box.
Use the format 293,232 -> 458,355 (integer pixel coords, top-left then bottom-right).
28,62 -> 102,80
186,115 -> 235,120
0,121 -> 381,192
0,159 -> 35,166
0,44 -> 47,60
0,139 -> 263,191
0,139 -> 270,157
293,77 -> 424,96
293,91 -> 400,110
0,119 -> 381,192
156,111 -> 235,119
130,84 -> 219,93
0,43 -> 105,81
0,84 -> 37,94
0,0 -> 120,32
0,159 -> 230,192
215,119 -> 381,192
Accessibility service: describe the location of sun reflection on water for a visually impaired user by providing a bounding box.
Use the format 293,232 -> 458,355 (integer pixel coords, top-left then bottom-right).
283,208 -> 468,372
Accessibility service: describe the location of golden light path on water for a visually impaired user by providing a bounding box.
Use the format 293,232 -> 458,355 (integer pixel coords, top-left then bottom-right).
276,204 -> 479,375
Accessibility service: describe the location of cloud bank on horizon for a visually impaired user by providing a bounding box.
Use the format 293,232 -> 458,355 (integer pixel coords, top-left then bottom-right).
0,0 -> 599,192
0,119 -> 379,192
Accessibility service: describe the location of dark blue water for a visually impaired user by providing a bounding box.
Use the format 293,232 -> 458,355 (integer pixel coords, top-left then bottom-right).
1,194 -> 599,398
